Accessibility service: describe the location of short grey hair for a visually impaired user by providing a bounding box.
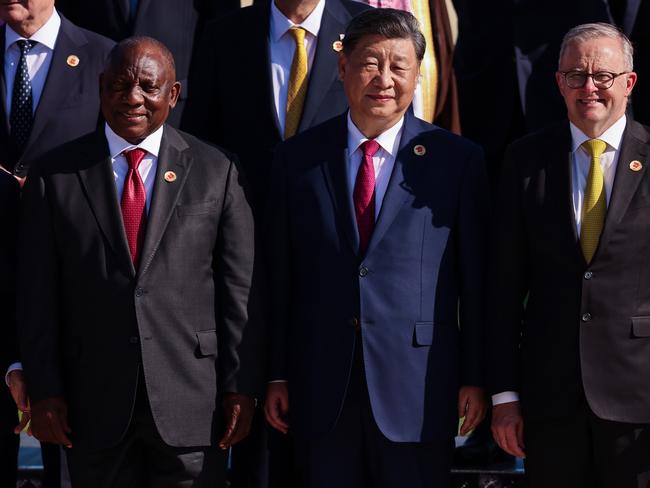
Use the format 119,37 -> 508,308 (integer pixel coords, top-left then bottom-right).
559,23 -> 634,71
342,8 -> 426,62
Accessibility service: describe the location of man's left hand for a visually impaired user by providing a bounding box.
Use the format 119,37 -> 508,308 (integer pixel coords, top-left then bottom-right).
218,393 -> 255,450
458,385 -> 487,435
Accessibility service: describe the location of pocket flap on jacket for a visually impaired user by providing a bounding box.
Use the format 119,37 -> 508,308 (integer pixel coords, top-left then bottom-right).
631,317 -> 650,337
196,330 -> 218,356
414,322 -> 434,346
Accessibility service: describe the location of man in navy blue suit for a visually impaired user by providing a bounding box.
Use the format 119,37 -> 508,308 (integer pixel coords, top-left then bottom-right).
265,8 -> 488,487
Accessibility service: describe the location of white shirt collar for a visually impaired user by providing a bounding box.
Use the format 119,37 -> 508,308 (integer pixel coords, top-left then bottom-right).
104,122 -> 164,160
5,8 -> 60,51
570,114 -> 627,153
347,112 -> 404,157
270,0 -> 325,42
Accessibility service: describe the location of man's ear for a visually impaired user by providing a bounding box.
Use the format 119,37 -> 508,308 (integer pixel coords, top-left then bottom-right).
169,81 -> 182,109
338,52 -> 347,81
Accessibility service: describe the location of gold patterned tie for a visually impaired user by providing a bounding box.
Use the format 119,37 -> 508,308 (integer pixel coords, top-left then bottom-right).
580,139 -> 608,263
284,27 -> 308,140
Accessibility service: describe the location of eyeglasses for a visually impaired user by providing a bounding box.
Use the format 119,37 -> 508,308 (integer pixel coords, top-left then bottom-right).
560,70 -> 629,89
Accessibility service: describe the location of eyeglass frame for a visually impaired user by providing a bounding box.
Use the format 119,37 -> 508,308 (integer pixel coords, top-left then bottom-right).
559,70 -> 630,89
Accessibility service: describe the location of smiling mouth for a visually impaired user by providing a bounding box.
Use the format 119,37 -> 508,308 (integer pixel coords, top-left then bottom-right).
119,112 -> 146,121
578,98 -> 604,105
368,94 -> 393,102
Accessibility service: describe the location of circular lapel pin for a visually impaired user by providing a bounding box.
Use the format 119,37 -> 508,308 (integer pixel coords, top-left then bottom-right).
164,171 -> 177,182
630,160 -> 643,172
66,55 -> 80,67
332,40 -> 343,52
413,144 -> 426,156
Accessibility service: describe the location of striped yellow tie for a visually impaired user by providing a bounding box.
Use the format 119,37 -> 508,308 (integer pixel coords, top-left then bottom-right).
580,139 -> 608,263
284,27 -> 308,140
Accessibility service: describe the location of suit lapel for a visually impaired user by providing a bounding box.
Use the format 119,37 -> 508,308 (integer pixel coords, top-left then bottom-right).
138,126 -> 192,277
546,124 -> 585,265
365,114 -> 419,257
77,132 -> 136,277
25,18 -> 86,160
598,120 -> 650,253
321,115 -> 359,253
298,0 -> 346,132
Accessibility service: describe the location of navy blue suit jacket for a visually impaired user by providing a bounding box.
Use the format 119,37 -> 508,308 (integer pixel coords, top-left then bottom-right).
181,0 -> 370,208
0,14 -> 114,177
268,112 -> 488,442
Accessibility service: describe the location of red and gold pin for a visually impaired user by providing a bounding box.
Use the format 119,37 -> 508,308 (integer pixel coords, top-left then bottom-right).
413,144 -> 426,156
629,160 -> 643,172
164,171 -> 177,182
332,40 -> 343,52
66,55 -> 80,67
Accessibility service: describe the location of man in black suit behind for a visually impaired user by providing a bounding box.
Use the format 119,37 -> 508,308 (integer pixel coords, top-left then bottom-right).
489,22 -> 650,487
18,37 -> 263,487
55,0 -> 240,127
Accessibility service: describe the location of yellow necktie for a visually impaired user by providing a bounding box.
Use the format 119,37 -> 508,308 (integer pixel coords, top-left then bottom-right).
284,27 -> 308,140
580,139 -> 608,263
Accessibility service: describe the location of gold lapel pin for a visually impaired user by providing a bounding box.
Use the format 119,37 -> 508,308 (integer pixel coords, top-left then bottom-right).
66,55 -> 80,67
413,144 -> 426,156
332,40 -> 343,52
629,160 -> 643,172
164,171 -> 177,182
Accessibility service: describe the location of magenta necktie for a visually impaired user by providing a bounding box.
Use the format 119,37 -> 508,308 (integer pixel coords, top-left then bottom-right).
121,148 -> 147,268
353,140 -> 380,255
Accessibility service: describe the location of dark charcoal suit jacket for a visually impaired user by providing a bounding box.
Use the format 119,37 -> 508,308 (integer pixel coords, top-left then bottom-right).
268,112 -> 488,442
488,119 -> 650,423
0,14 -> 114,177
18,125 -> 263,451
181,0 -> 370,208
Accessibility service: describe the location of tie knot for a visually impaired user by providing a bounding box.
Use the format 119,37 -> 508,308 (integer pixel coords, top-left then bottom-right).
289,27 -> 306,45
123,148 -> 147,170
582,139 -> 607,159
361,139 -> 380,158
15,40 -> 35,54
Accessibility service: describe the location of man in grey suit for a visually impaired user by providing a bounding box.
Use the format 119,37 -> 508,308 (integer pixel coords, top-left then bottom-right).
18,37 -> 262,487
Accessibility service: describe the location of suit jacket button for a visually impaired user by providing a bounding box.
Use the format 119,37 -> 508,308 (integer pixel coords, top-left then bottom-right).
584,271 -> 593,280
359,266 -> 368,277
135,287 -> 144,297
14,162 -> 24,174
581,313 -> 592,322
129,336 -> 139,344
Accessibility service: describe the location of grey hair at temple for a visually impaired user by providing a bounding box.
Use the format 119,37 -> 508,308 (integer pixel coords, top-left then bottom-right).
559,22 -> 634,71
342,8 -> 426,62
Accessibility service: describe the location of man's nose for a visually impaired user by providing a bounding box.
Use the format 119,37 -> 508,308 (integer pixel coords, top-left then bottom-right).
374,68 -> 394,89
123,85 -> 144,104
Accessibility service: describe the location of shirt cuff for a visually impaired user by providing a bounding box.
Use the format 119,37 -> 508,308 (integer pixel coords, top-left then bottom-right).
5,362 -> 23,387
492,391 -> 519,405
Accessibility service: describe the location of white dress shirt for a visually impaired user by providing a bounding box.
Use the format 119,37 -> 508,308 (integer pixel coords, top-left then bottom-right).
346,112 -> 403,218
270,0 -> 325,136
492,114 -> 627,407
5,123 -> 165,383
105,122 -> 163,212
4,9 -> 60,116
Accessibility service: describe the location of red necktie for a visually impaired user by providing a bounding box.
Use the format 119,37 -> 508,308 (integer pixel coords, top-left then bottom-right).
353,140 -> 380,255
121,148 -> 147,268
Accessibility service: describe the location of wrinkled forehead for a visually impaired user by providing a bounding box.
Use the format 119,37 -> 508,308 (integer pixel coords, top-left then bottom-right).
559,37 -> 625,70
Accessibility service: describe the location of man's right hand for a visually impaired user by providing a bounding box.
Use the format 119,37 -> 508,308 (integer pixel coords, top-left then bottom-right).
31,397 -> 72,448
7,370 -> 31,434
491,400 -> 525,458
264,382 -> 289,434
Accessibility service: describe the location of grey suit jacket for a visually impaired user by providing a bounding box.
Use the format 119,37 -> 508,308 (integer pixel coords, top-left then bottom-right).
18,125 -> 264,451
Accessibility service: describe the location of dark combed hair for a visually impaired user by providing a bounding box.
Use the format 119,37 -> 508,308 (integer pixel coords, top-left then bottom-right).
106,36 -> 176,78
342,8 -> 426,61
